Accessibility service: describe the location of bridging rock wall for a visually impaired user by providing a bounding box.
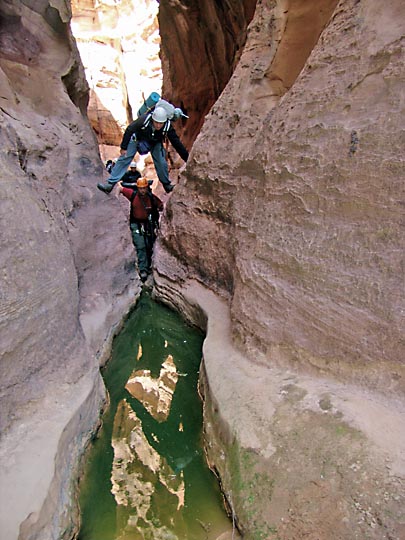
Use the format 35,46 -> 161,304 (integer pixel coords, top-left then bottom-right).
158,0 -> 405,394
155,0 -> 405,538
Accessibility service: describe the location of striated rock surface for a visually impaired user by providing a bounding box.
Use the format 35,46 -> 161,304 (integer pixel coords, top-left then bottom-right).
0,0 -> 140,538
158,0 -> 405,392
154,0 -> 405,538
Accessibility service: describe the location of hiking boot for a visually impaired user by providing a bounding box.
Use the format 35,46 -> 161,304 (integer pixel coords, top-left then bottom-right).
164,183 -> 174,193
97,182 -> 114,194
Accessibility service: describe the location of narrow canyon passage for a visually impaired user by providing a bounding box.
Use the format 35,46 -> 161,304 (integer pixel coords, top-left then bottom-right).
1,1 -> 404,539
78,293 -> 232,540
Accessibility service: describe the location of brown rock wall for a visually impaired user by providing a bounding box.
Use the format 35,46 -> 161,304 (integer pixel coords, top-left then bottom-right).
159,0 -> 256,148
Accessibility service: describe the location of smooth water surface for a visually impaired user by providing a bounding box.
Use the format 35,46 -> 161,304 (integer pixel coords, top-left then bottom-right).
78,293 -> 230,540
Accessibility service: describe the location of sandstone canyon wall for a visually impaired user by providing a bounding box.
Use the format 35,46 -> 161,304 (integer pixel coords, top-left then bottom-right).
0,0 -> 404,539
0,1 -> 140,538
0,0 -> 257,538
70,0 -> 162,160
154,0 -> 405,538
158,0 -> 405,393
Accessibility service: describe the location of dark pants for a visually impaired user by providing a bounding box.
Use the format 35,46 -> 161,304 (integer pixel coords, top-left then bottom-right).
130,222 -> 155,273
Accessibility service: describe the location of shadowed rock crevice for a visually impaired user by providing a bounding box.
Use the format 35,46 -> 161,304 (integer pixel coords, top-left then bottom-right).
158,0 -> 257,147
159,0 -> 339,147
62,59 -> 90,114
43,4 -> 69,33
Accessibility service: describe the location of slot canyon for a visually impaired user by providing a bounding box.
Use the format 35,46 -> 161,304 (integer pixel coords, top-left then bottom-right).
0,1 -> 404,539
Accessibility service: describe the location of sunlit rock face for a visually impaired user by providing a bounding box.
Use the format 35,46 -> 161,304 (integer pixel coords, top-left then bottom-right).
0,0 -> 138,538
71,0 -> 161,158
125,354 -> 179,421
111,399 -> 186,539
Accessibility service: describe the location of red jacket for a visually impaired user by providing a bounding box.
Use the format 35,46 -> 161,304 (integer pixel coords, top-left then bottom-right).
121,187 -> 163,222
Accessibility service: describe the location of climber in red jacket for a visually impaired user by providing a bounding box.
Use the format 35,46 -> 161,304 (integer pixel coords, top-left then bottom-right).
117,177 -> 163,283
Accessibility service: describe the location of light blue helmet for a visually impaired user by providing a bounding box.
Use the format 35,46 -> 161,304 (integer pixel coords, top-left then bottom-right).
152,107 -> 168,123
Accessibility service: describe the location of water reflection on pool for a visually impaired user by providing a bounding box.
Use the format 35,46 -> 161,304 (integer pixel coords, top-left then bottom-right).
78,293 -> 231,540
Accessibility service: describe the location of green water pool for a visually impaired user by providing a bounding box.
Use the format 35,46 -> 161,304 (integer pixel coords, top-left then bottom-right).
78,293 -> 230,540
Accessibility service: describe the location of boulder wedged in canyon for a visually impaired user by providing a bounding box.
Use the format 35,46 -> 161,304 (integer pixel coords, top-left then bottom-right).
154,0 -> 405,538
0,1 -> 139,538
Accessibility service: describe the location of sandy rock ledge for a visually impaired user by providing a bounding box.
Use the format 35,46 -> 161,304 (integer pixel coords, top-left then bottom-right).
153,267 -> 405,540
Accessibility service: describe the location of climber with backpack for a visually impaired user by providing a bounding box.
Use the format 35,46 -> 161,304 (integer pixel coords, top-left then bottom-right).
121,162 -> 142,186
97,95 -> 189,195
116,177 -> 163,282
